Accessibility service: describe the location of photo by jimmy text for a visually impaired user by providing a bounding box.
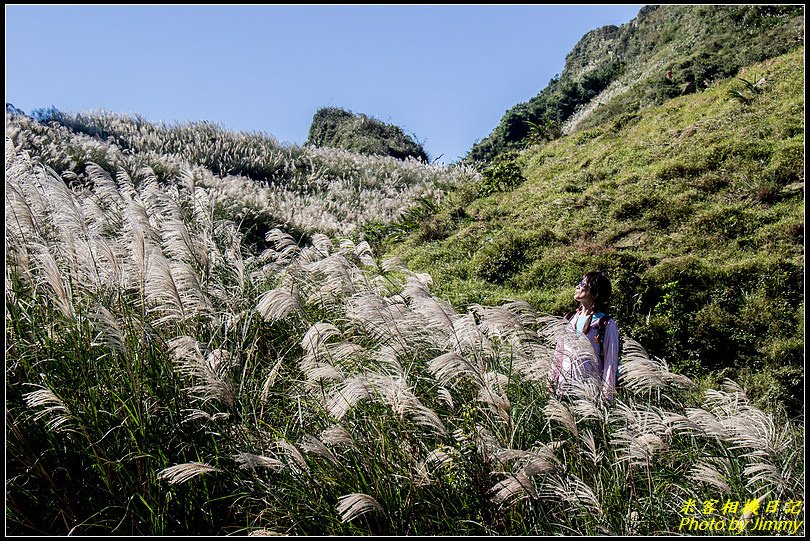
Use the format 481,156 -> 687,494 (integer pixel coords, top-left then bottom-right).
678,498 -> 804,534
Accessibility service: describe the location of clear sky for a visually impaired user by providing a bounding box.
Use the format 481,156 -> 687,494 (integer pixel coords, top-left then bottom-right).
6,4 -> 643,163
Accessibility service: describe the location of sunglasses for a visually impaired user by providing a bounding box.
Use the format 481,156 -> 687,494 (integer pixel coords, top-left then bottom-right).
576,280 -> 590,289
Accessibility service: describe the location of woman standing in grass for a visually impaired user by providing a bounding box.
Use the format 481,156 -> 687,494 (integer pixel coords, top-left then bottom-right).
550,271 -> 620,402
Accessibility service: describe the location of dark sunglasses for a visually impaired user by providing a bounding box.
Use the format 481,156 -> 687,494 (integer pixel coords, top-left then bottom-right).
576,280 -> 589,289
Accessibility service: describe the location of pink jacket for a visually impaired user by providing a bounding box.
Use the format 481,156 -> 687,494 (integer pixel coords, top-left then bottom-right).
551,312 -> 619,401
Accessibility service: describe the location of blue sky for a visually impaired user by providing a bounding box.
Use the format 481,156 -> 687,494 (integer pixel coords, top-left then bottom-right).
6,5 -> 642,163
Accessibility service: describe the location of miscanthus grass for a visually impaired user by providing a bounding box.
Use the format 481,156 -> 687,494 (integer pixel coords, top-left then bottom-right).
6,115 -> 803,536
6,109 -> 480,236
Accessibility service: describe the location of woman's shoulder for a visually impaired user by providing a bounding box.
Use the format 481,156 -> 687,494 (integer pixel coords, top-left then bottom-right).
595,313 -> 618,327
599,315 -> 620,334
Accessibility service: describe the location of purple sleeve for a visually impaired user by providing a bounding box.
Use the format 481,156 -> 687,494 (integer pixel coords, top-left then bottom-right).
601,319 -> 620,401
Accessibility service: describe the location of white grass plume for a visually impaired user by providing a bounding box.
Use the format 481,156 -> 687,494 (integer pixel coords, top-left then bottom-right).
30,242 -> 74,319
579,429 -> 603,467
544,397 -> 579,438
494,448 -> 532,464
478,376 -> 512,424
684,407 -> 729,439
256,287 -> 303,322
372,344 -> 407,376
620,339 -> 696,394
275,439 -> 309,472
309,341 -> 364,371
743,462 -> 784,492
567,379 -> 608,422
609,401 -> 669,466
426,351 -> 483,388
381,256 -> 406,273
326,376 -> 372,420
490,472 -> 537,506
301,254 -> 361,304
260,357 -> 285,403
511,343 -> 554,382
689,458 -> 732,493
353,240 -> 377,269
660,412 -> 704,437
320,425 -> 356,448
336,493 -> 385,523
611,431 -> 666,467
157,462 -> 218,485
519,441 -> 563,478
425,446 -> 462,472
401,276 -> 458,337
300,360 -> 345,386
325,372 -> 446,435
92,236 -> 124,291
161,214 -> 209,271
448,312 -> 494,357
145,253 -> 211,324
698,381 -> 796,493
235,452 -> 285,472
345,291 -> 416,348
122,208 -> 154,297
366,372 -> 447,435
23,385 -> 75,434
169,336 -> 235,407
437,387 -> 454,410
181,409 -> 230,423
4,166 -> 36,229
265,228 -> 300,264
469,302 -> 536,344
311,232 -> 332,256
88,164 -> 126,209
300,322 -> 342,355
88,304 -> 126,356
300,435 -> 338,464
540,473 -> 603,515
411,460 -> 432,488
299,339 -> 364,385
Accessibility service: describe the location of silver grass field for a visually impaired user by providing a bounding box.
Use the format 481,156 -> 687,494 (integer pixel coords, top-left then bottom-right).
5,110 -> 804,535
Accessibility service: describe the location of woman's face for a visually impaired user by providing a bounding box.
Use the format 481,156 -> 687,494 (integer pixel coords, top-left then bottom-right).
574,277 -> 595,304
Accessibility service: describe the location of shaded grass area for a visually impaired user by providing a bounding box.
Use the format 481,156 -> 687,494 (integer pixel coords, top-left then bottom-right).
384,49 -> 805,416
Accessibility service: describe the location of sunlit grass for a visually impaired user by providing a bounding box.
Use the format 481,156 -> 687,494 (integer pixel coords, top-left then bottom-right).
389,49 -> 805,414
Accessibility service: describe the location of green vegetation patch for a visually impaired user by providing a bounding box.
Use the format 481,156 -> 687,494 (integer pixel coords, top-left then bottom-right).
467,5 -> 804,163
388,48 -> 805,416
307,106 -> 428,162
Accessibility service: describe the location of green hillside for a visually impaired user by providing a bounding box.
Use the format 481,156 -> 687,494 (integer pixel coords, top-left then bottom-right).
385,48 -> 804,415
468,5 -> 804,163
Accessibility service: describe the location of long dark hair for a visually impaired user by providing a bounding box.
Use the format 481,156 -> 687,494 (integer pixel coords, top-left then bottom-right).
582,271 -> 612,312
570,271 -> 612,335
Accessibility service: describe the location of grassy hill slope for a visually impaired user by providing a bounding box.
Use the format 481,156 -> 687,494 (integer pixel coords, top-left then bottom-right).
468,5 -> 804,163
387,48 -> 804,415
